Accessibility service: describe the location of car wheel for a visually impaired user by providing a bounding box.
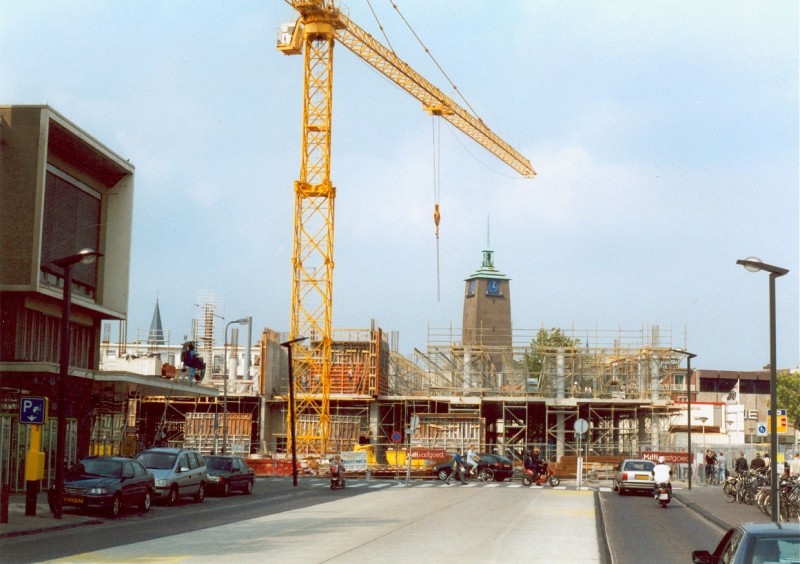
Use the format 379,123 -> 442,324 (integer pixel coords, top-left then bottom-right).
243,480 -> 253,495
437,469 -> 450,481
140,490 -> 152,512
109,494 -> 122,518
221,481 -> 230,497
167,485 -> 179,506
194,483 -> 205,503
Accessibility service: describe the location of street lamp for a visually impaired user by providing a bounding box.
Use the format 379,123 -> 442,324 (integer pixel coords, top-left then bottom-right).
223,318 -> 250,455
726,419 -> 734,478
52,248 -> 103,519
671,348 -> 697,490
736,256 -> 789,523
281,336 -> 307,487
695,416 -> 708,484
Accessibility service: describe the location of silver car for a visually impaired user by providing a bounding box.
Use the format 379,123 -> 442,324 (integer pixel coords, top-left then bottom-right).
612,458 -> 655,495
136,448 -> 207,505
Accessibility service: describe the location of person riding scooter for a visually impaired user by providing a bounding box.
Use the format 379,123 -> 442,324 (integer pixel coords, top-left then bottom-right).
330,456 -> 346,489
524,447 -> 545,482
651,455 -> 672,497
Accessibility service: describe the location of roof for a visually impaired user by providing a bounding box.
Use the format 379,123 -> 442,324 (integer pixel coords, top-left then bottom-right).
465,248 -> 510,281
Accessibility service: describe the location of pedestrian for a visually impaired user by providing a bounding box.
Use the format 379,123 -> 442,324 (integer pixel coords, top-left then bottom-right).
734,451 -> 748,475
750,452 -> 766,471
790,452 -> 800,477
717,451 -> 726,483
704,449 -> 717,484
763,452 -> 771,473
444,448 -> 465,485
185,343 -> 197,386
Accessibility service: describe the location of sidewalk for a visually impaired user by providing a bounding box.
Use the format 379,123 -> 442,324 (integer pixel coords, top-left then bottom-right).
670,478 -> 773,531
0,492 -> 102,539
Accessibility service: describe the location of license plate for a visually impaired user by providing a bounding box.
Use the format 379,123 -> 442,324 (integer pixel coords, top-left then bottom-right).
635,474 -> 650,480
658,493 -> 669,500
64,496 -> 83,504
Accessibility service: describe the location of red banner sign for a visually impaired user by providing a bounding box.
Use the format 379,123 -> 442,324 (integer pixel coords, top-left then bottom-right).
642,451 -> 689,464
409,449 -> 447,460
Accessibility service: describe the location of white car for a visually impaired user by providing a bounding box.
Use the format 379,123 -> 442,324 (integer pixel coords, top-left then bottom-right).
612,458 -> 655,495
137,447 -> 207,505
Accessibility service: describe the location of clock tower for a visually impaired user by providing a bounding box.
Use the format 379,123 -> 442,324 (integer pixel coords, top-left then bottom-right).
462,245 -> 512,372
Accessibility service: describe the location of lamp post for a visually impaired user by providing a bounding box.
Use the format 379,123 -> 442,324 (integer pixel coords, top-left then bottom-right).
736,257 -> 789,523
726,419 -> 734,478
223,318 -> 250,455
671,349 -> 697,490
52,248 -> 103,519
695,416 -> 708,484
281,336 -> 307,487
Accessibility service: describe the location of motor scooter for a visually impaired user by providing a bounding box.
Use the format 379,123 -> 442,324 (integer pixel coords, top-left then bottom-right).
522,462 -> 560,487
654,481 -> 671,507
330,461 -> 346,490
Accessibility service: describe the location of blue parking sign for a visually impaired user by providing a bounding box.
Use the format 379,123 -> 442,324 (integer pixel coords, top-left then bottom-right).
20,396 -> 47,425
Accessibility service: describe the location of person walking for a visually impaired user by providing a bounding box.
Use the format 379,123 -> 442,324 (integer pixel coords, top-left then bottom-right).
444,448 -> 465,485
717,451 -> 726,483
734,451 -> 749,475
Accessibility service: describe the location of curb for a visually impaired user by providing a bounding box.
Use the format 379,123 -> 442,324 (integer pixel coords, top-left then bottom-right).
0,517 -> 103,539
594,490 -> 613,564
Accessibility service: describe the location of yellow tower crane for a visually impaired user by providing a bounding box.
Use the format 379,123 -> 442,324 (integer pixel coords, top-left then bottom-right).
277,0 -> 535,456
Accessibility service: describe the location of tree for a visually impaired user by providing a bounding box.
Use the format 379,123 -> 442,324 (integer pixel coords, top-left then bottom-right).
524,328 -> 581,376
776,371 -> 800,430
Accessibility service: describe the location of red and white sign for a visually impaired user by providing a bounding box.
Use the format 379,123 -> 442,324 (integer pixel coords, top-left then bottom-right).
642,451 -> 689,464
409,449 -> 447,461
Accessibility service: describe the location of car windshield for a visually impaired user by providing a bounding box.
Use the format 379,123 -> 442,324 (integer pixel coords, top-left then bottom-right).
206,457 -> 232,471
137,452 -> 177,470
624,461 -> 654,472
69,459 -> 122,479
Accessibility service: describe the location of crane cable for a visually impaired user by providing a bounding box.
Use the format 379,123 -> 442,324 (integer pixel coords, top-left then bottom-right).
432,117 -> 441,302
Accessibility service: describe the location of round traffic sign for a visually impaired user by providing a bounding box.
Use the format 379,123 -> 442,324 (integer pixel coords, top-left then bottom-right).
757,424 -> 767,435
574,418 -> 589,434
391,431 -> 402,443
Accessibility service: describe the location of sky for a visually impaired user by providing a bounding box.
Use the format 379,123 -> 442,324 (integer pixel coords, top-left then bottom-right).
2,1 -> 798,371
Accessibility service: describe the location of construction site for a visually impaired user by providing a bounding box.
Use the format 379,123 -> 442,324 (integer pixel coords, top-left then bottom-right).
101,312 -> 690,478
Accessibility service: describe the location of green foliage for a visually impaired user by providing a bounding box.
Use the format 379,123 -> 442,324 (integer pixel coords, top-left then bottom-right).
776,371 -> 800,428
524,328 -> 581,375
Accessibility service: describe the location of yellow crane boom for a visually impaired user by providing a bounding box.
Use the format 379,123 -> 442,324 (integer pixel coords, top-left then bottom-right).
279,0 -> 534,456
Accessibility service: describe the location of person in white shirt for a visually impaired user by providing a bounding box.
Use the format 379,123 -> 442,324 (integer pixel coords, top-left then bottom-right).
466,445 -> 480,478
790,453 -> 800,477
652,456 -> 672,497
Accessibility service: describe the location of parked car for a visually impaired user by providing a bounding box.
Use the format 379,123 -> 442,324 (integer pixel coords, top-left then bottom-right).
136,447 -> 207,505
433,453 -> 514,482
692,522 -> 800,564
204,455 -> 255,496
612,459 -> 655,495
47,456 -> 154,518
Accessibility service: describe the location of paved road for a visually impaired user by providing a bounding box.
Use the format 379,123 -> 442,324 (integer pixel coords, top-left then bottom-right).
47,483 -> 600,563
600,489 -> 723,564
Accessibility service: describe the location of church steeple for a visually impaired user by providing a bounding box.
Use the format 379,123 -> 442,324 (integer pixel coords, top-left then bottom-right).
148,298 -> 166,345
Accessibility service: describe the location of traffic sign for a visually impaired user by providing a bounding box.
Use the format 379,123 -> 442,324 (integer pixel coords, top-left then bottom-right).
20,396 -> 47,425
574,419 -> 589,434
767,409 -> 788,433
391,431 -> 402,443
756,423 -> 767,436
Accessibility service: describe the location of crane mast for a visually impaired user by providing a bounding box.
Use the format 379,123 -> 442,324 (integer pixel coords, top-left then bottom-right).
279,0 -> 534,456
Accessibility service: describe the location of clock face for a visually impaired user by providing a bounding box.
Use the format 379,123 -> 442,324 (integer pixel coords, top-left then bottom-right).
487,279 -> 500,296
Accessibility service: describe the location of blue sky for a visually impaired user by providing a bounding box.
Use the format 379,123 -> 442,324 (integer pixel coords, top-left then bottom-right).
2,1 -> 797,370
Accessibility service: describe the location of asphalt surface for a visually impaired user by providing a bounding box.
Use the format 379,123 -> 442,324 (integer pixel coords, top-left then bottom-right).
0,477 -> 772,542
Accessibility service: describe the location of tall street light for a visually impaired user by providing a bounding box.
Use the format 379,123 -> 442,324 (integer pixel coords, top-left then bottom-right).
695,416 -> 708,484
736,256 -> 789,523
223,318 -> 250,455
52,248 -> 103,519
281,336 -> 307,487
671,349 -> 697,490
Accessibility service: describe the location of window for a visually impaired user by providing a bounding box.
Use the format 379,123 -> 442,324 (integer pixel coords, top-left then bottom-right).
39,167 -> 101,299
466,279 -> 475,297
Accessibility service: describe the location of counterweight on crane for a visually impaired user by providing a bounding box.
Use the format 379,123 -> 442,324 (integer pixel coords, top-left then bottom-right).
278,0 -> 535,456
